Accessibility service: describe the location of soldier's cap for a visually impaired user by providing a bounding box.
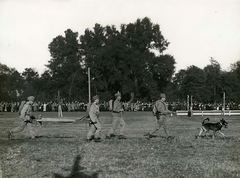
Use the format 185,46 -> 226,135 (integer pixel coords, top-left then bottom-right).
27,96 -> 35,101
160,93 -> 166,98
92,95 -> 99,101
115,91 -> 121,97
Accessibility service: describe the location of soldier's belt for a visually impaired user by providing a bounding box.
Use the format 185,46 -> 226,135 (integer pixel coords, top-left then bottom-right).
156,112 -> 166,115
112,111 -> 120,113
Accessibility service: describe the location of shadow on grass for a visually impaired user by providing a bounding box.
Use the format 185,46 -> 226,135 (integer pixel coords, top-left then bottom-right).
54,155 -> 100,178
35,136 -> 74,139
196,135 -> 235,140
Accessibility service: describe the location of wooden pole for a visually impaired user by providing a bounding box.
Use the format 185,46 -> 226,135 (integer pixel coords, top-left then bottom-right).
190,95 -> 193,109
223,92 -> 225,116
190,95 -> 193,117
58,91 -> 60,103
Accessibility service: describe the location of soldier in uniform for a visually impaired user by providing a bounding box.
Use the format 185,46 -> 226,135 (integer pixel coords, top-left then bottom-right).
146,93 -> 173,139
106,91 -> 134,139
86,95 -> 102,142
7,96 -> 36,139
58,101 -> 63,117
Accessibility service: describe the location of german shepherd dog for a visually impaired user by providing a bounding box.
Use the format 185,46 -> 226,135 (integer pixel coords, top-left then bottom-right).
196,118 -> 228,139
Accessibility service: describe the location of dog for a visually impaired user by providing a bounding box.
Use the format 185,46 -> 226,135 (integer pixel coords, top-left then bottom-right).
196,118 -> 228,139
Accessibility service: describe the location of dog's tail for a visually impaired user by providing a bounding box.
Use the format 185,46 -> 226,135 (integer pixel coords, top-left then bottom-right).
202,118 -> 210,125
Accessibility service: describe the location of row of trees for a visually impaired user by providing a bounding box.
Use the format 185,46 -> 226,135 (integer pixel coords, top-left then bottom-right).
1,17 -> 240,104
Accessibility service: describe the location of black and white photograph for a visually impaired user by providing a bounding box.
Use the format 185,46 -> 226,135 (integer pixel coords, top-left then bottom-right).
0,0 -> 240,177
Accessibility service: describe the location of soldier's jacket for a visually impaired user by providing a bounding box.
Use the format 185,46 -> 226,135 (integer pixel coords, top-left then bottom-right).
20,102 -> 33,121
113,99 -> 122,113
89,102 -> 99,122
155,100 -> 171,115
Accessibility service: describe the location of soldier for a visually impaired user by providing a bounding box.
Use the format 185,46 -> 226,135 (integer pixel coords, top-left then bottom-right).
7,96 -> 36,140
106,92 -> 134,139
86,95 -> 102,142
58,101 -> 63,117
145,93 -> 173,139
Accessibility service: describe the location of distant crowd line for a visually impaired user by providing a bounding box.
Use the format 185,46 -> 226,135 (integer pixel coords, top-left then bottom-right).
0,100 -> 240,112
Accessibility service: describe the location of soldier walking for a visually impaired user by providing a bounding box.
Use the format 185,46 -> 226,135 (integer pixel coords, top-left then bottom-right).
106,92 -> 134,139
7,96 -> 36,139
145,93 -> 173,139
86,95 -> 102,142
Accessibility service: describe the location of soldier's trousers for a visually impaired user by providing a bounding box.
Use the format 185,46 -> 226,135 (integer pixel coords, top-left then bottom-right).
151,114 -> 169,137
108,114 -> 126,136
10,118 -> 35,138
58,106 -> 63,117
87,118 -> 101,139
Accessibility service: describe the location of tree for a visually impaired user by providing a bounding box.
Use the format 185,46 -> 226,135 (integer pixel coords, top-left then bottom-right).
204,58 -> 222,103
181,66 -> 207,102
47,29 -> 84,101
0,63 -> 23,101
79,17 -> 175,101
172,69 -> 186,101
220,71 -> 240,103
21,68 -> 39,99
231,60 -> 240,81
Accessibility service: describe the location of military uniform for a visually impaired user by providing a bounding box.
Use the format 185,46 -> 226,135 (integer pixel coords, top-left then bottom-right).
86,95 -> 102,142
106,92 -> 126,139
8,96 -> 36,139
147,93 -> 173,139
58,102 -> 63,117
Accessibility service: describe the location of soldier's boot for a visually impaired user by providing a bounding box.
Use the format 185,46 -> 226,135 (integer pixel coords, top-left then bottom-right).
93,137 -> 101,142
118,135 -> 127,139
86,135 -> 95,142
105,134 -> 116,139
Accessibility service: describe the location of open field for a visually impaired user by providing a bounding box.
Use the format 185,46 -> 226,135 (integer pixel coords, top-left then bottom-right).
0,111 -> 240,178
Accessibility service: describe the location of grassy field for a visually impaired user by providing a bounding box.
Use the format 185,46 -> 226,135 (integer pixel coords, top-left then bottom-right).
0,111 -> 240,178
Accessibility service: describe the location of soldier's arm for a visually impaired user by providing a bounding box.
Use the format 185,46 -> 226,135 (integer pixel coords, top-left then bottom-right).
20,104 -> 28,118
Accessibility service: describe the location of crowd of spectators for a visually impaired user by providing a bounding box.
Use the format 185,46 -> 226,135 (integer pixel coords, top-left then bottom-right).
0,100 -> 240,113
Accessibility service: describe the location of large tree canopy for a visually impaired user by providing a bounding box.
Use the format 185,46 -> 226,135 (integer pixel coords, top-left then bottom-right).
1,17 -> 240,104
78,17 -> 175,101
41,17 -> 176,101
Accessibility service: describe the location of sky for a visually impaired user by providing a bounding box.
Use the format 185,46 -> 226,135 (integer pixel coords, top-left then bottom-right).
0,0 -> 240,75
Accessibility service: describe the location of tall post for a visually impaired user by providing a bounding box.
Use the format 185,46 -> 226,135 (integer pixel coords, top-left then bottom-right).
88,68 -> 91,104
223,92 -> 225,116
190,95 -> 193,109
190,95 -> 193,117
58,91 -> 60,103
187,95 -> 189,111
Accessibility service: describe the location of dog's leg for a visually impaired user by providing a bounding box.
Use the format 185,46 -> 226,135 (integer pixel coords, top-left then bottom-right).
212,131 -> 216,139
218,131 -> 226,137
203,128 -> 209,138
196,128 -> 204,138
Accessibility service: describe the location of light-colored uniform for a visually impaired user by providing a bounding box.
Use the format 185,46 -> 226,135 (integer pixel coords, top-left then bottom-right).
58,103 -> 63,117
151,99 -> 171,137
108,99 -> 126,136
87,102 -> 101,139
10,101 -> 35,138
